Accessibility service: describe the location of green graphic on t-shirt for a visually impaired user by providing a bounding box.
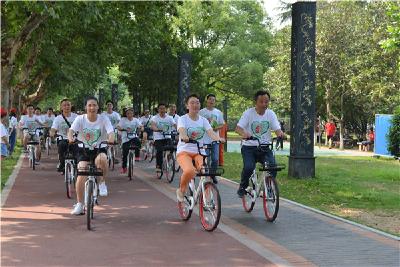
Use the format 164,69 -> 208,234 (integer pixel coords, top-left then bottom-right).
82,128 -> 101,147
251,121 -> 270,138
158,121 -> 171,132
187,127 -> 205,141
60,122 -> 69,135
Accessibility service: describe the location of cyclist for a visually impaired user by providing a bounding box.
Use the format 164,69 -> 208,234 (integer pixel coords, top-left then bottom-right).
42,107 -> 56,145
68,96 -> 114,215
199,94 -> 225,183
151,103 -> 176,172
168,104 -> 180,128
117,107 -> 143,174
50,99 -> 78,172
102,100 -> 121,163
19,104 -> 45,164
235,90 -> 284,198
140,109 -> 153,142
176,94 -> 225,202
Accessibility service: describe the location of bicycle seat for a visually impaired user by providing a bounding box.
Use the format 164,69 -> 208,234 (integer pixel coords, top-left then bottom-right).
27,141 -> 39,145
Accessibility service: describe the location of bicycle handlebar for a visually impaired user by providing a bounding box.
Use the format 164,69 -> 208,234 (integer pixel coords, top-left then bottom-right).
22,127 -> 43,134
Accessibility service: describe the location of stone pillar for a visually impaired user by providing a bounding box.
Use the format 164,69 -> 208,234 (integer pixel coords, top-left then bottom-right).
288,1 -> 317,178
177,53 -> 192,116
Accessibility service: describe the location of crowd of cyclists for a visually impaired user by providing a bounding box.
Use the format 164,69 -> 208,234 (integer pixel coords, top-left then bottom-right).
1,90 -> 284,223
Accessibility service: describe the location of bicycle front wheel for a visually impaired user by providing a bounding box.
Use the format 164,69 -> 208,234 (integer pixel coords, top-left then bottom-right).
32,149 -> 36,171
65,163 -> 74,199
199,182 -> 221,231
263,176 -> 279,222
242,178 -> 256,212
86,180 -> 94,230
128,153 -> 134,180
178,187 -> 193,221
165,153 -> 175,183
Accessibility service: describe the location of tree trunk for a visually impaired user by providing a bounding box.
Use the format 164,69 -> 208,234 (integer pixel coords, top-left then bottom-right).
1,12 -> 47,109
339,93 -> 345,150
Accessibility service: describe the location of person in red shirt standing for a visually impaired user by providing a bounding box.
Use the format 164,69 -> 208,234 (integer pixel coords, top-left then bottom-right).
325,119 -> 336,149
362,127 -> 375,151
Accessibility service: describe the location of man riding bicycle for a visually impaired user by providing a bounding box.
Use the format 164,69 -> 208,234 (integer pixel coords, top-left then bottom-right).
50,99 -> 78,172
235,90 -> 285,198
151,103 -> 176,172
68,96 -> 114,215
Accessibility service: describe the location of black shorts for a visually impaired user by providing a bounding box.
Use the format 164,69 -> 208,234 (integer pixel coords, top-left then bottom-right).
327,135 -> 334,141
76,147 -> 107,164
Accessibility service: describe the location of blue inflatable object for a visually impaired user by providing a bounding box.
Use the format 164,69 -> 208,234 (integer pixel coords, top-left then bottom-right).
374,114 -> 393,156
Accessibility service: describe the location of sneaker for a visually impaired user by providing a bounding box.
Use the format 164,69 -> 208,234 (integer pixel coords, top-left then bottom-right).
120,168 -> 127,174
237,188 -> 246,198
99,182 -> 108,197
176,189 -> 184,202
71,203 -> 84,215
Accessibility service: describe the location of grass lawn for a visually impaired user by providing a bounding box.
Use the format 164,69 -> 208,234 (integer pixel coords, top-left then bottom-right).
223,152 -> 400,236
1,142 -> 22,190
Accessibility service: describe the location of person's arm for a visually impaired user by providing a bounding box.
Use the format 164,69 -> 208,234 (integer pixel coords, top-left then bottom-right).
178,127 -> 189,142
235,110 -> 251,139
107,132 -> 115,144
151,121 -> 158,131
206,128 -> 225,142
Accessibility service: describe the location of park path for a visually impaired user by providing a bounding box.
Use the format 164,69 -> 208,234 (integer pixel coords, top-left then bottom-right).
1,149 -> 399,267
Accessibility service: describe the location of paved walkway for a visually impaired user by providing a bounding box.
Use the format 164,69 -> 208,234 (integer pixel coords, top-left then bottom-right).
227,141 -> 374,157
1,150 -> 399,266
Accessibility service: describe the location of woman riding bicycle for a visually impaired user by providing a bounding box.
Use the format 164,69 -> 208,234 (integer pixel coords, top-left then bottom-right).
117,107 -> 143,174
235,90 -> 284,198
68,96 -> 115,215
176,94 -> 225,202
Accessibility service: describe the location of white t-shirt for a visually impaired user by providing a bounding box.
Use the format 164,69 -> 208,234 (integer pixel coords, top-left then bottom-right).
19,115 -> 41,133
140,116 -> 153,128
117,117 -> 142,143
237,108 -> 280,146
176,114 -> 212,154
102,111 -> 121,129
70,114 -> 114,149
199,107 -> 224,144
42,114 -> 56,128
151,114 -> 176,140
169,113 -> 180,129
51,113 -> 78,139
0,123 -> 9,144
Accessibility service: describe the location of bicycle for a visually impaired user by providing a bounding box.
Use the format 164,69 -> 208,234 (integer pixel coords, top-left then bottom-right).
177,139 -> 224,231
44,127 -> 52,156
142,136 -> 155,162
120,129 -> 139,181
22,127 -> 43,170
56,134 -> 77,199
170,130 -> 181,172
155,131 -> 177,183
107,143 -> 116,171
73,140 -> 111,230
241,136 -> 285,222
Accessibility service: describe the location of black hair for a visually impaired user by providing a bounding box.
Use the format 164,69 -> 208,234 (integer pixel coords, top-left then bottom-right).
85,96 -> 99,105
60,98 -> 70,104
27,104 -> 34,108
35,107 -> 41,112
185,94 -> 200,104
106,100 -> 113,105
47,107 -> 53,111
206,93 -> 216,100
254,90 -> 271,101
158,103 -> 166,108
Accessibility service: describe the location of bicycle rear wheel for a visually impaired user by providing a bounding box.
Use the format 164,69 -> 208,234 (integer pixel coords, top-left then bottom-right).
65,163 -> 74,199
199,182 -> 221,231
86,180 -> 94,230
165,152 -> 175,183
178,187 -> 193,221
263,176 -> 279,222
242,178 -> 256,212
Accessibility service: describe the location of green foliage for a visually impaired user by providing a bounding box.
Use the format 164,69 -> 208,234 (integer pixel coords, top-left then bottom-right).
387,106 -> 400,157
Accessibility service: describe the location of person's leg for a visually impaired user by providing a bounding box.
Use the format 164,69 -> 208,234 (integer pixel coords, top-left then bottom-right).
280,137 -> 283,149
239,146 -> 257,191
121,141 -> 129,169
95,152 -> 108,184
155,140 -> 163,169
23,133 -> 29,150
134,137 -> 141,157
260,149 -> 277,178
58,140 -> 68,171
9,130 -> 16,155
177,152 -> 197,193
76,161 -> 88,203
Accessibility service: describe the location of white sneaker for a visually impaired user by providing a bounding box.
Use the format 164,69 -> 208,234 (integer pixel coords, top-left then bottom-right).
176,189 -> 184,202
99,182 -> 108,197
71,202 -> 84,215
